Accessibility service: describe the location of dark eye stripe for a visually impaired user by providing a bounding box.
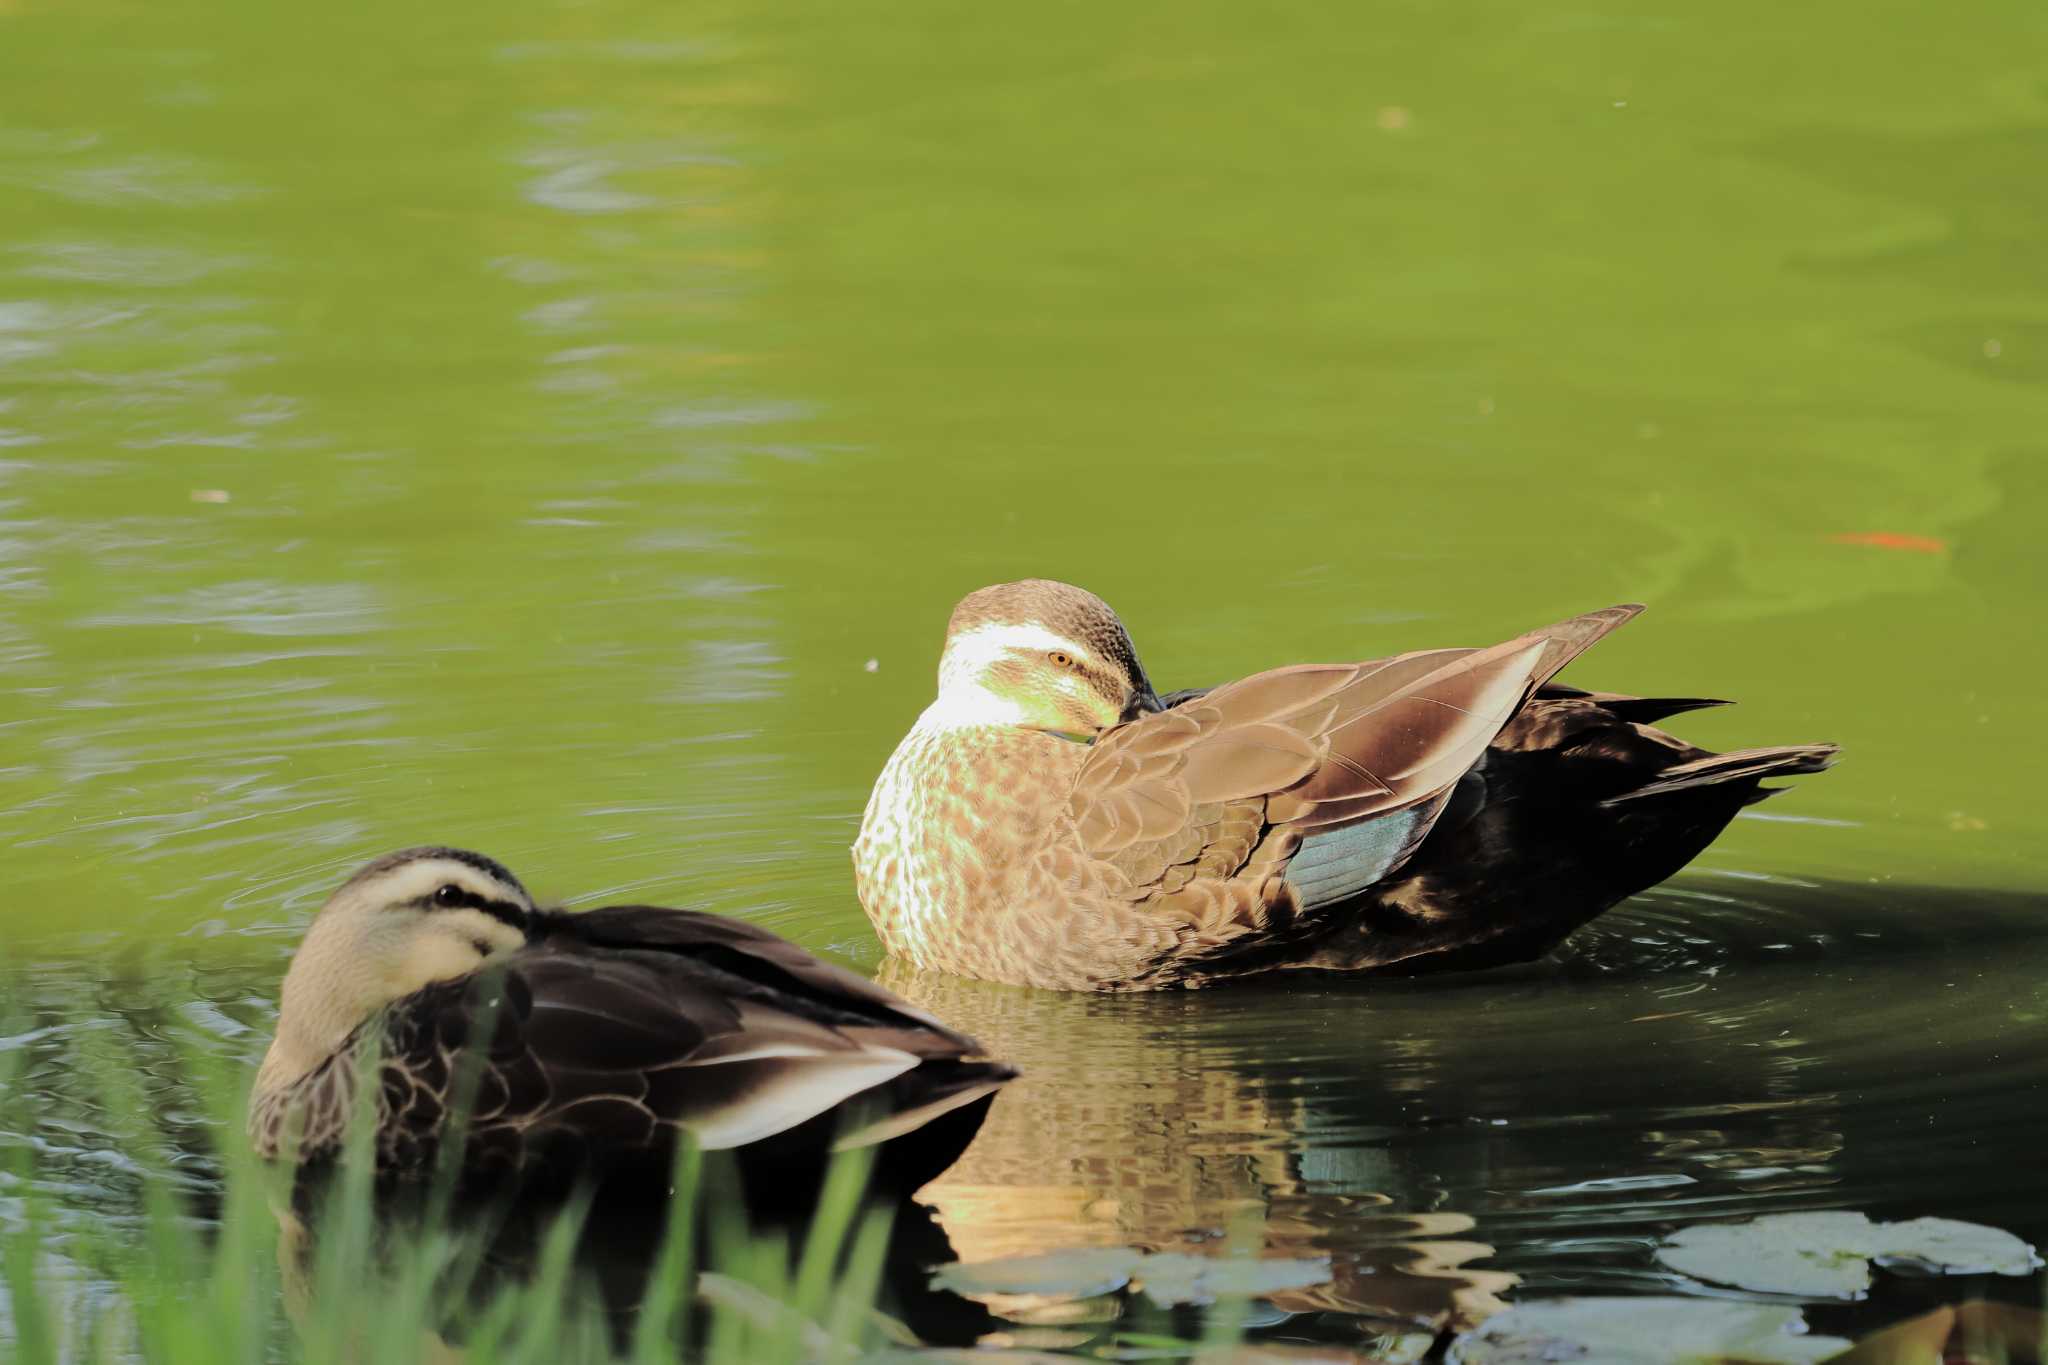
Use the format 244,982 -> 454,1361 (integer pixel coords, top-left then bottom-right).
474,899 -> 529,933
419,888 -> 529,933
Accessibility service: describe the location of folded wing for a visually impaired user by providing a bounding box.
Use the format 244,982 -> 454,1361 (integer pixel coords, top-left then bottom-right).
381,906 -> 1012,1173
1069,606 -> 1642,912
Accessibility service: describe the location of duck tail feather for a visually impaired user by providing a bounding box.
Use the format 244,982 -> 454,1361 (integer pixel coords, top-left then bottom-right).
1601,743 -> 1840,806
1600,695 -> 1733,724
1535,683 -> 1732,724
829,1062 -> 1018,1152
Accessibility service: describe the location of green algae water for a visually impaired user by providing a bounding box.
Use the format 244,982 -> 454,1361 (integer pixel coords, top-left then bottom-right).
3,0 -> 2045,1350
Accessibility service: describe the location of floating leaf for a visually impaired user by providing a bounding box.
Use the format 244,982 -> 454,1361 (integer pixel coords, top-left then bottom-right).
867,1351 -> 1076,1364
1183,1346 -> 1396,1363
1869,1217 -> 2043,1277
930,1247 -> 1330,1310
931,1246 -> 1143,1301
1128,1251 -> 1331,1307
989,1296 -> 1124,1327
1656,1212 -> 2041,1299
1446,1296 -> 1850,1364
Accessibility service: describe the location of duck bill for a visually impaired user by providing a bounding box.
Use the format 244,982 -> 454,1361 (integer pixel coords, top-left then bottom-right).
1118,686 -> 1165,724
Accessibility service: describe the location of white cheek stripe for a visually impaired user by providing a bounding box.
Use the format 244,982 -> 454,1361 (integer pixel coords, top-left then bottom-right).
937,621 -> 1096,690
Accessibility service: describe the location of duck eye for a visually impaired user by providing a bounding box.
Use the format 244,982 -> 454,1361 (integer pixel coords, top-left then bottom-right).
432,884 -> 466,909
1048,651 -> 1074,668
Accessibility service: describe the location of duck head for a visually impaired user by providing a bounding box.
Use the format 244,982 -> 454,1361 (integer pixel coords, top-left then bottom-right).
256,847 -> 533,1091
929,579 -> 1163,735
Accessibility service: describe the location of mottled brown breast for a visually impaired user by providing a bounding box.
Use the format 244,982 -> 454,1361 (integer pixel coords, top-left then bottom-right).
855,720 -> 1088,977
862,717 -> 1234,988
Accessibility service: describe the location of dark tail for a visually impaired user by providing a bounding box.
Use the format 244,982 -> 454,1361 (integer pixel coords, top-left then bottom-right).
1535,683 -> 1731,725
1601,743 -> 1840,807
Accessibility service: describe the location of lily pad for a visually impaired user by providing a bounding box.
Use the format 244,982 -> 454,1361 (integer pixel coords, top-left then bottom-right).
1127,1251 -> 1332,1307
931,1247 -> 1144,1301
931,1247 -> 1330,1310
1446,1296 -> 1850,1364
1655,1212 -> 2041,1299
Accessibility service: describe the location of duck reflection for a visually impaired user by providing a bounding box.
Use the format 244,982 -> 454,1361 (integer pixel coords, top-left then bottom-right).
877,961 -> 1515,1338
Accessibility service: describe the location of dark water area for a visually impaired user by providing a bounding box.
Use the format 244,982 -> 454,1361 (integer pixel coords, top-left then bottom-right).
2,0 -> 2045,1354
7,877 -> 2045,1349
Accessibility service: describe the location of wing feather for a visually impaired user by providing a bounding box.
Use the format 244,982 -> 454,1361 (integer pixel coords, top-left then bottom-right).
1068,607 -> 1641,905
557,905 -> 976,1048
356,909 -> 1011,1176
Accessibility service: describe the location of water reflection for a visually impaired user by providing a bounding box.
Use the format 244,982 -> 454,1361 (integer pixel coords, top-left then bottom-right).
877,876 -> 2048,1337
2,875 -> 2046,1348
881,962 -> 1516,1338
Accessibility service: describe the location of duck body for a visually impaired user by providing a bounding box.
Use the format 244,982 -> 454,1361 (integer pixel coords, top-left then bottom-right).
858,712 -> 1196,990
853,581 -> 1837,992
251,851 -> 1014,1207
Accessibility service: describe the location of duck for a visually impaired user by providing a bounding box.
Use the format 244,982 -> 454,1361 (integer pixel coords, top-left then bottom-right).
249,847 -> 1016,1206
852,580 -> 1838,992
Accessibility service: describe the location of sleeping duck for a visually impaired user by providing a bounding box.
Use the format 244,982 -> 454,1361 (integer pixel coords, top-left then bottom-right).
250,847 -> 1015,1205
853,580 -> 1838,991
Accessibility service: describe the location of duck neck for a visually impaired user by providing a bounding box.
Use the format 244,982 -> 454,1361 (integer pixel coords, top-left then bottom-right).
255,918 -> 374,1096
916,685 -> 1031,732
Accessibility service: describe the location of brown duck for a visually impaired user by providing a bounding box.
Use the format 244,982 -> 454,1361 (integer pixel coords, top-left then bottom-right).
852,580 -> 1837,992
250,847 -> 1015,1206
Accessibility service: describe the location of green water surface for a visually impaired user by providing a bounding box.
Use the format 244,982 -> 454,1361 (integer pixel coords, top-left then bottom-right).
2,0 -> 2045,1350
